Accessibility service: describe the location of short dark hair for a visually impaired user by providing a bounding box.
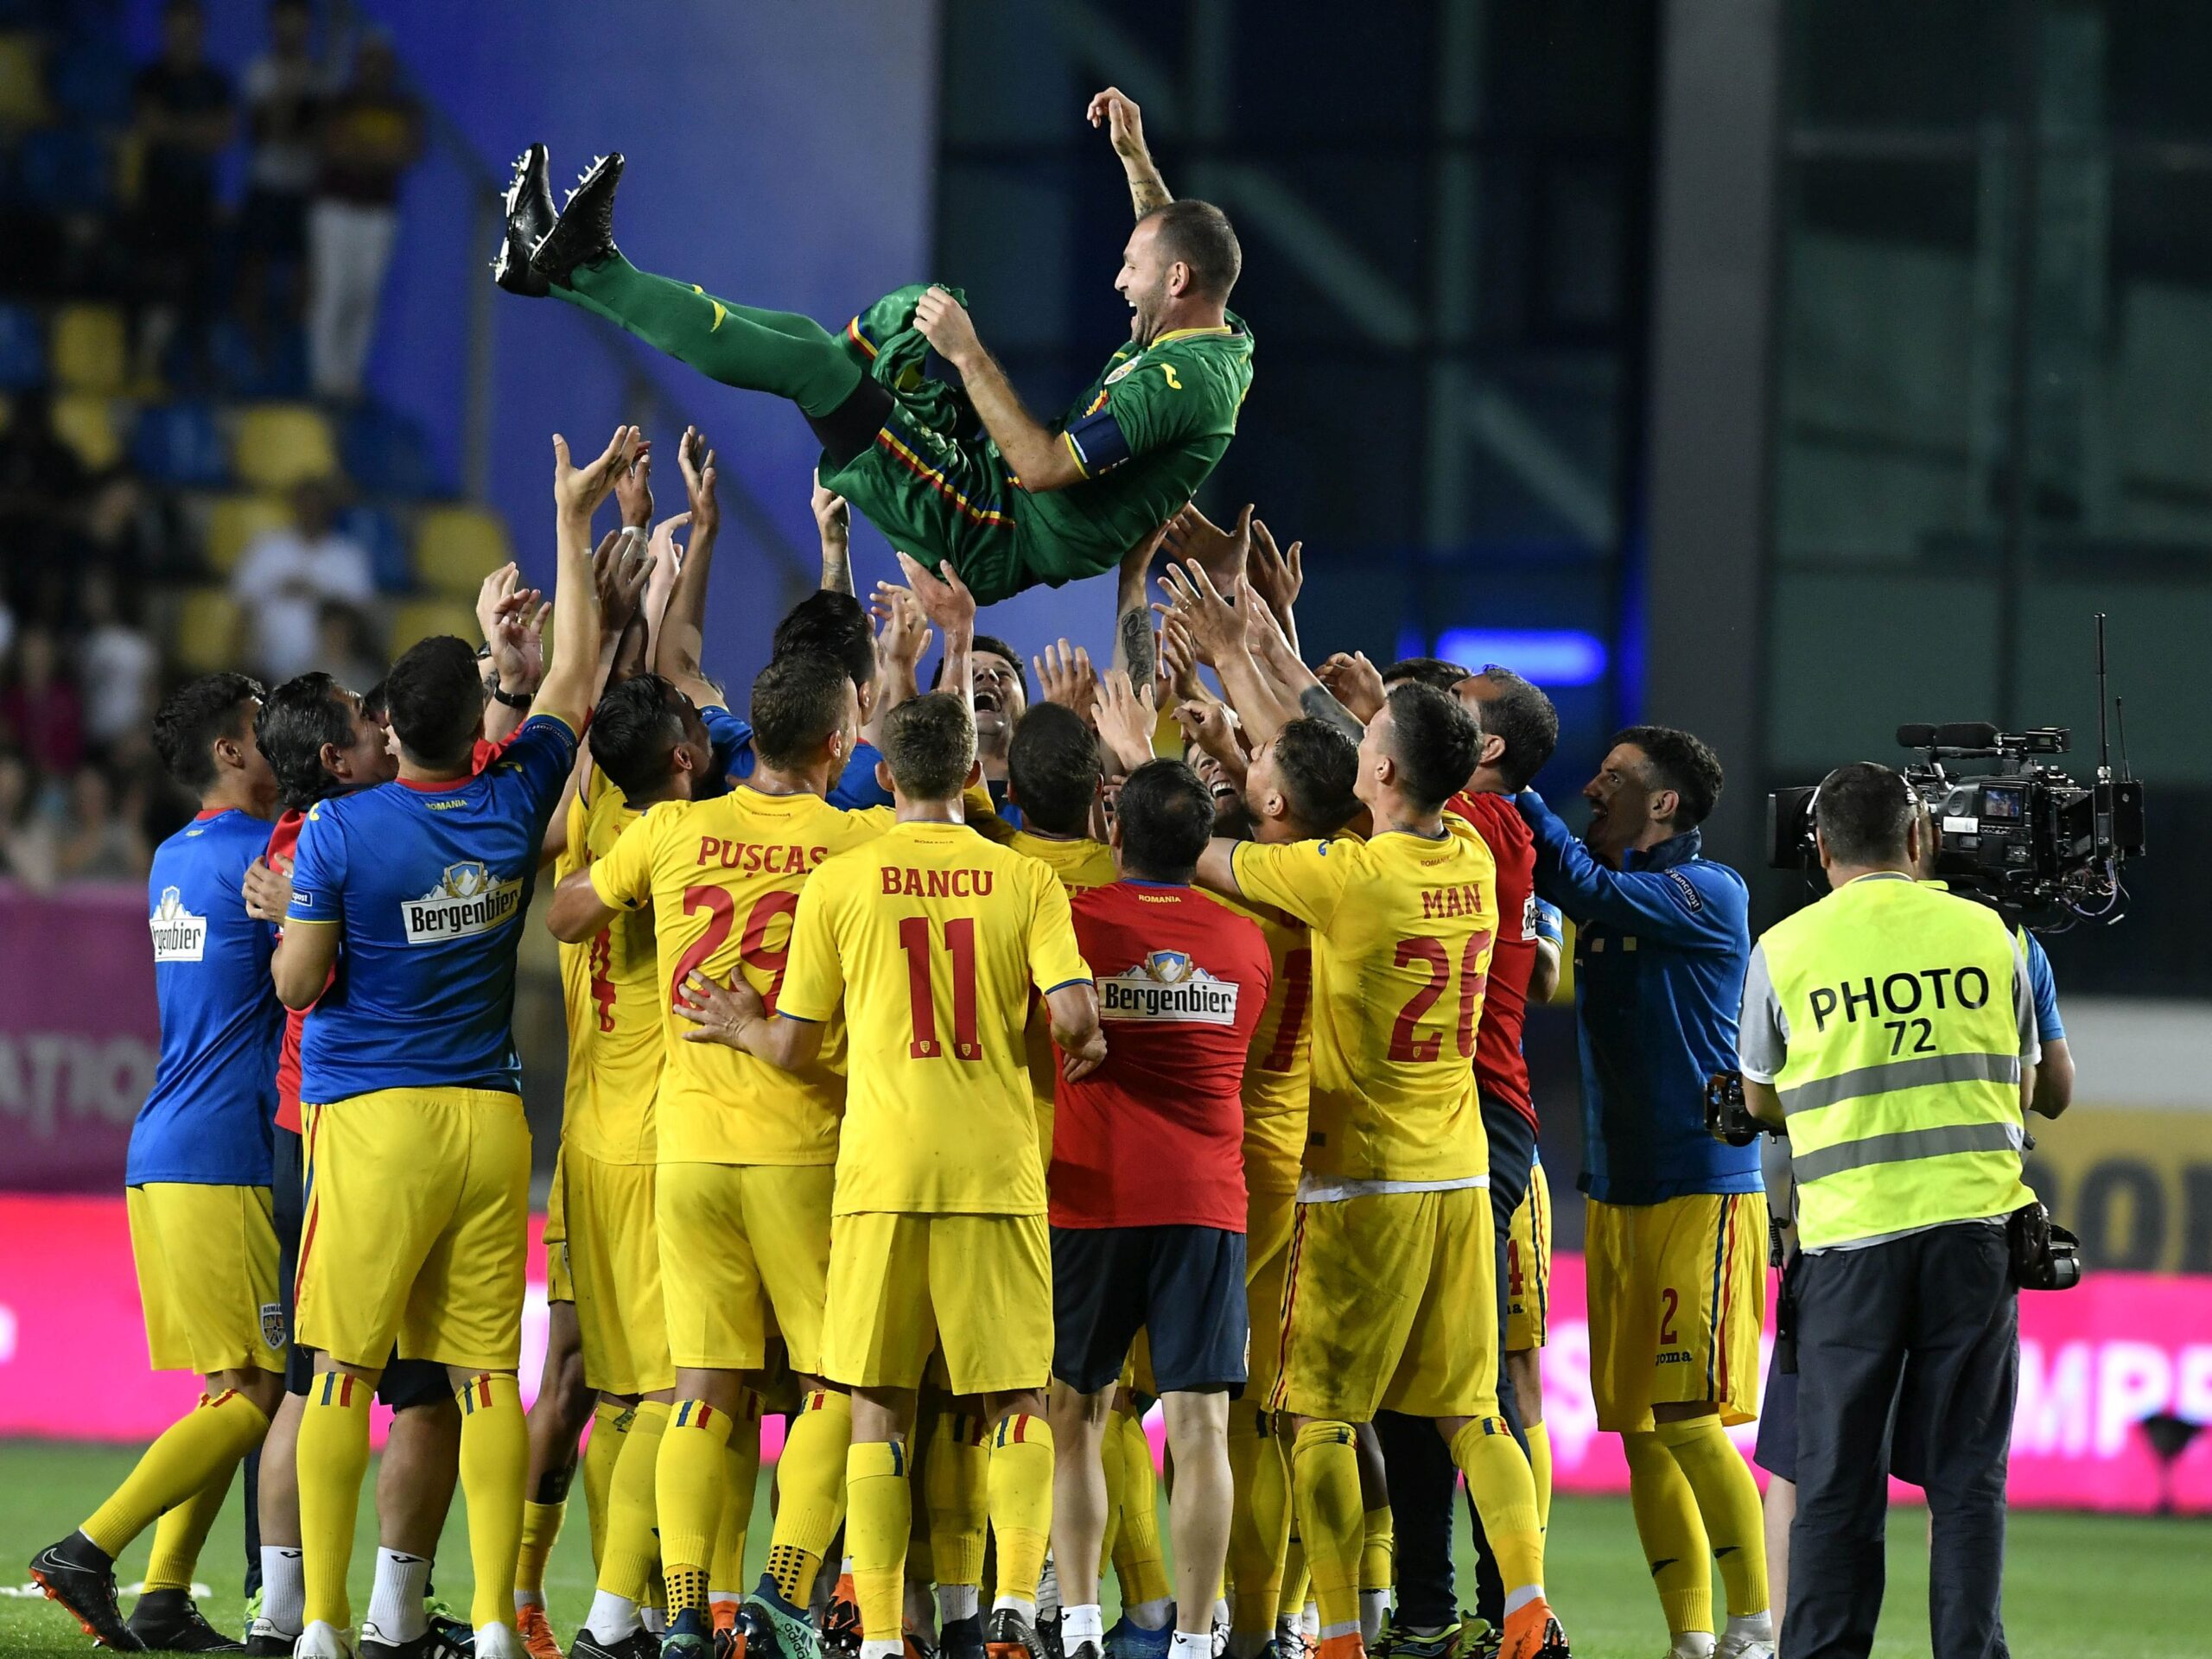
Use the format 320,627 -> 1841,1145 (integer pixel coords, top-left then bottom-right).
1271,717 -> 1359,835
1816,761 -> 1916,866
382,636 -> 484,769
1474,666 -> 1559,791
1612,723 -> 1725,830
257,672 -> 356,810
1145,200 -> 1243,301
880,691 -> 975,801
1381,657 -> 1473,695
1115,759 -> 1213,880
592,675 -> 690,798
1007,703 -> 1101,838
359,677 -> 389,724
1387,683 -> 1483,813
930,633 -> 1030,702
750,652 -> 851,770
152,672 -> 263,795
772,591 -> 874,691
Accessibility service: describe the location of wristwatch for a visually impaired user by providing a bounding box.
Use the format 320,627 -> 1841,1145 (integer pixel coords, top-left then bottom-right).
486,678 -> 532,709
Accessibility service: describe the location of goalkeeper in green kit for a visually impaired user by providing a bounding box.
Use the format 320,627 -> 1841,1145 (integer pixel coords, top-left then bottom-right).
495,88 -> 1254,607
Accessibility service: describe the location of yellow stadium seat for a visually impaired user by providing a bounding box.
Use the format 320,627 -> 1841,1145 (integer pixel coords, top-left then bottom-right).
172,588 -> 241,674
413,505 -> 512,597
51,304 -> 129,395
201,493 -> 293,575
0,35 -> 48,126
52,392 -> 122,469
389,597 -> 479,655
232,403 -> 339,491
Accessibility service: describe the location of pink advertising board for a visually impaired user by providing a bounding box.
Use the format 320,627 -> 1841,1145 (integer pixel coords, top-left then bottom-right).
2,1194 -> 2203,1510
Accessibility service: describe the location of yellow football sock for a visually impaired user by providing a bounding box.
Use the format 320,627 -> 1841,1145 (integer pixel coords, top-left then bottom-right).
655,1398 -> 733,1616
1656,1416 -> 1770,1617
766,1389 -> 851,1608
1449,1416 -> 1545,1602
518,1499 -> 565,1600
83,1387 -> 270,1560
582,1400 -> 630,1571
1526,1421 -> 1554,1533
925,1411 -> 988,1593
1279,1532 -> 1309,1621
1622,1429 -> 1713,1637
457,1373 -> 532,1632
1225,1402 -> 1289,1639
1097,1403 -> 1127,1575
296,1374 -> 373,1630
1111,1412 -> 1171,1610
988,1414 -> 1054,1609
712,1395 -> 763,1594
1358,1503 -> 1394,1595
847,1439 -> 912,1643
141,1459 -> 237,1592
1288,1421 -> 1363,1638
596,1399 -> 671,1607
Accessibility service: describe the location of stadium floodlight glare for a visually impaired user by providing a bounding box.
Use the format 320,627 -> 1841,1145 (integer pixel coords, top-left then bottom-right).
1431,628 -> 1609,687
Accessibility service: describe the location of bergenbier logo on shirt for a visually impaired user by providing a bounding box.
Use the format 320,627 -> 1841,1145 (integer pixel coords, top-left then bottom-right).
402,861 -> 524,944
149,886 -> 207,963
1096,950 -> 1240,1025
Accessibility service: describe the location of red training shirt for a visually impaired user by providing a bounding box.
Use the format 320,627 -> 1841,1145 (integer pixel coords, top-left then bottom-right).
1050,881 -> 1271,1231
1448,790 -> 1541,1129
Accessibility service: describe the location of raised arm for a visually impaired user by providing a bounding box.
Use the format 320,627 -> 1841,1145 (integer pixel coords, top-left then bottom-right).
476,563 -> 547,746
913,288 -> 1085,494
1154,561 -> 1304,747
653,426 -> 722,708
1518,787 -> 1745,948
812,473 -> 855,597
867,582 -> 932,741
534,426 -> 636,732
898,550 -> 976,725
1086,86 -> 1172,218
1112,524 -> 1169,692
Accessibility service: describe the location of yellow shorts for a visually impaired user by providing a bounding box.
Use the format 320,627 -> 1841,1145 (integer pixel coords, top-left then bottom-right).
298,1087 -> 531,1372
567,1151 -> 673,1396
657,1162 -> 835,1375
1585,1191 -> 1768,1433
126,1183 -> 284,1376
823,1211 -> 1052,1396
1272,1184 -> 1499,1423
1243,1180 -> 1299,1408
1503,1161 -> 1553,1352
544,1147 -> 574,1305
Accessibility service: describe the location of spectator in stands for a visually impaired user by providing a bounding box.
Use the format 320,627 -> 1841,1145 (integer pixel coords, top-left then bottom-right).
76,572 -> 161,757
54,762 -> 149,883
0,391 -> 89,586
230,476 -> 374,679
82,467 -> 197,586
0,745 -> 56,887
0,626 -> 86,779
131,0 -> 237,385
308,30 -> 423,401
314,598 -> 384,695
238,0 -> 326,343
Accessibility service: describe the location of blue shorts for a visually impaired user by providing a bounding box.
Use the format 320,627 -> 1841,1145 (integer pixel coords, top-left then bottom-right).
1052,1224 -> 1248,1395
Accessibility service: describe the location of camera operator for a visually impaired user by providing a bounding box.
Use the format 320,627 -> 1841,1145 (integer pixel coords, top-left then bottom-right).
1737,763 -> 2040,1659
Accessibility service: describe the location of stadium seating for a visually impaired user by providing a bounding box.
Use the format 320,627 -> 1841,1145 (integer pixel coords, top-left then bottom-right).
231,403 -> 339,491
50,303 -> 126,395
340,402 -> 444,498
0,302 -> 43,391
130,400 -> 229,488
50,389 -> 118,467
171,588 -> 241,674
45,34 -> 134,127
200,493 -> 291,575
413,504 -> 511,596
0,31 -> 46,126
389,596 -> 480,655
16,123 -> 110,212
337,501 -> 413,594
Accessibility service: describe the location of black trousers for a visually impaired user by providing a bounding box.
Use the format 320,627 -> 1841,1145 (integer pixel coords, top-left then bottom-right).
1377,1095 -> 1538,1629
1785,1221 -> 2017,1659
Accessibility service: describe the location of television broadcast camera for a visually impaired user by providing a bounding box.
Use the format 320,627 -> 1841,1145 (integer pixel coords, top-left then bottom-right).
1766,617 -> 2146,927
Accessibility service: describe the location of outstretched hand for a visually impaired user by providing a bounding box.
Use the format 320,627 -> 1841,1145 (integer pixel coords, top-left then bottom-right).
895,550 -> 977,634
914,286 -> 982,369
1318,651 -> 1388,723
810,473 -> 849,549
1086,86 -> 1150,162
613,435 -> 654,527
1248,518 -> 1304,625
1034,639 -> 1098,718
486,582 -> 550,690
870,582 -> 933,670
1161,501 -> 1255,598
1153,559 -> 1243,667
678,426 -> 720,541
553,424 -> 642,520
1091,666 -> 1158,773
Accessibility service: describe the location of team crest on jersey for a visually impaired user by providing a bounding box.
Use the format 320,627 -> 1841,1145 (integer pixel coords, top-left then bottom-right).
261,1302 -> 285,1351
402,861 -> 524,943
1103,359 -> 1139,385
1096,952 -> 1240,1025
149,887 -> 207,962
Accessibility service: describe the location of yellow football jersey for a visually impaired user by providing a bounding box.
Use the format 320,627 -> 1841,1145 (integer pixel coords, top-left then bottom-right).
555,775 -> 661,1165
1210,888 -> 1312,1179
588,785 -> 893,1166
1231,821 -> 1498,1183
777,821 -> 1091,1217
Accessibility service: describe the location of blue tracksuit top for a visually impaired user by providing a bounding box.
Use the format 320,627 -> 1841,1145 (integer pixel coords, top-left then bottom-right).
1518,791 -> 1764,1205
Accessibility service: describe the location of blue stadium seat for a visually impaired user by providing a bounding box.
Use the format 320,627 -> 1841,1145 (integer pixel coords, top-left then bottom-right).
130,401 -> 229,487
47,35 -> 134,126
0,302 -> 44,391
16,124 -> 110,212
207,317 -> 310,400
340,402 -> 445,498
338,502 -> 412,594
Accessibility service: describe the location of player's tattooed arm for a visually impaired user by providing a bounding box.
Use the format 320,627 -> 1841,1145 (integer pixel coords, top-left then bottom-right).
913,288 -> 1084,493
545,865 -> 620,944
1087,86 -> 1172,219
674,969 -> 824,1071
812,473 -> 854,597
654,427 -> 724,709
1298,681 -> 1367,742
1113,524 -> 1167,690
1316,651 -> 1386,724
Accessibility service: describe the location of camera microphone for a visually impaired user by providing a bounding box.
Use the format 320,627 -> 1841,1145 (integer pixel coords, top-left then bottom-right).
1896,723 -> 1937,748
1934,721 -> 2002,750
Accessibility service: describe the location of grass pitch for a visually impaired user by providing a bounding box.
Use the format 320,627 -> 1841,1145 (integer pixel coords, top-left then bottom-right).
1,1439 -> 2204,1658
